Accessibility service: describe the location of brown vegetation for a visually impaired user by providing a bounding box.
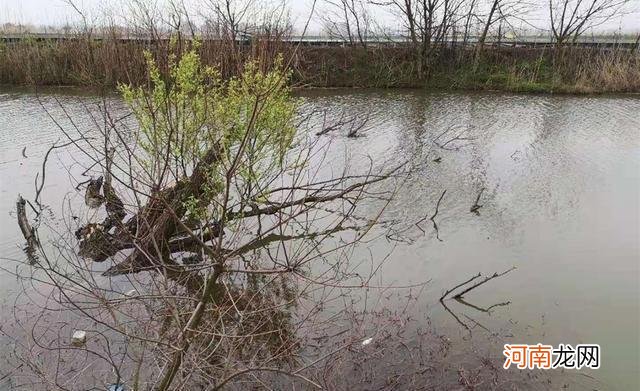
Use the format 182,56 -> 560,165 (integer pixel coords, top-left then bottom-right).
1,36 -> 639,93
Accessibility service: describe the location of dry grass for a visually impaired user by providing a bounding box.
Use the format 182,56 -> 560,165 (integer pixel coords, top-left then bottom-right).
0,32 -> 292,87
1,34 -> 638,93
572,50 -> 640,93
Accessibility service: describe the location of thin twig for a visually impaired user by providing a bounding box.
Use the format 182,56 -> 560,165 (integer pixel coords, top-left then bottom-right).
35,139 -> 79,208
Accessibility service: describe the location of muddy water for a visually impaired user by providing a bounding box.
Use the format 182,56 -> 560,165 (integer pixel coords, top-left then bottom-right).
0,88 -> 638,389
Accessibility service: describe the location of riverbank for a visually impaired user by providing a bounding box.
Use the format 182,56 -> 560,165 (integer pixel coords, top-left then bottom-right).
1,38 -> 638,93
300,46 -> 640,93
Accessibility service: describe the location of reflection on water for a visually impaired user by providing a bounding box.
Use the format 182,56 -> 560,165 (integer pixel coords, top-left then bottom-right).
1,88 -> 639,389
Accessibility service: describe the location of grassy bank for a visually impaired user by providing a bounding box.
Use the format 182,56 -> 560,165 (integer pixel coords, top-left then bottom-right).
300,46 -> 640,93
1,37 -> 638,93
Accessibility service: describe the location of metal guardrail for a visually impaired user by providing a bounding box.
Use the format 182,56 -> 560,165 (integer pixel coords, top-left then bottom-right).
1,33 -> 638,49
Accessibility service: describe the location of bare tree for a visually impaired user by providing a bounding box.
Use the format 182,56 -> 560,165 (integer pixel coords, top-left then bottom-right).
126,0 -> 163,40
461,0 -> 480,44
475,0 -> 533,56
374,0 -> 469,74
321,0 -> 371,48
200,0 -> 292,73
548,0 -> 631,45
371,0 -> 420,45
477,0 -> 500,48
203,0 -> 257,45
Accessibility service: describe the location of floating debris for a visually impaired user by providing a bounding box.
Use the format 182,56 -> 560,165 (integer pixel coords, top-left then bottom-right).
71,330 -> 87,347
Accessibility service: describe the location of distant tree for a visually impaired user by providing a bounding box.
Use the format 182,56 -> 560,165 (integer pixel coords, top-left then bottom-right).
321,0 -> 371,48
548,0 -> 631,45
461,0 -> 480,44
374,0 -> 468,74
475,0 -> 533,56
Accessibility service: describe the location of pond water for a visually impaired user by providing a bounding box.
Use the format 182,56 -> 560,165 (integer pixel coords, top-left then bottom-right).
0,88 -> 638,390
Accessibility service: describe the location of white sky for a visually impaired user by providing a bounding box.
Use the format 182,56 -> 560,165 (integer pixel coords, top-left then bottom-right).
0,0 -> 638,34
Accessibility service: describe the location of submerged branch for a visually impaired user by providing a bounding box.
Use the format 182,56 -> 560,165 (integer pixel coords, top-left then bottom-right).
470,187 -> 485,214
431,189 -> 447,242
453,267 -> 517,299
439,272 -> 481,302
455,297 -> 511,314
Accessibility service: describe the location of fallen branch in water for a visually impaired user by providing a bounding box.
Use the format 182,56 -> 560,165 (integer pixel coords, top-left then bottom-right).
315,110 -> 342,135
414,189 -> 446,241
346,113 -> 370,138
431,189 -> 447,241
434,124 -> 476,151
462,314 -> 492,333
455,296 -> 511,313
440,267 -> 516,333
453,267 -> 516,299
439,272 -> 481,302
440,299 -> 471,332
440,266 -> 516,300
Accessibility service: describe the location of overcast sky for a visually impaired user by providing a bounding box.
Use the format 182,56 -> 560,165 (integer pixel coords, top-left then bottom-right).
1,0 -> 639,34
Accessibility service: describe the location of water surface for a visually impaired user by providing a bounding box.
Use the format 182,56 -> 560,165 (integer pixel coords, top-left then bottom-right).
1,88 -> 638,389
